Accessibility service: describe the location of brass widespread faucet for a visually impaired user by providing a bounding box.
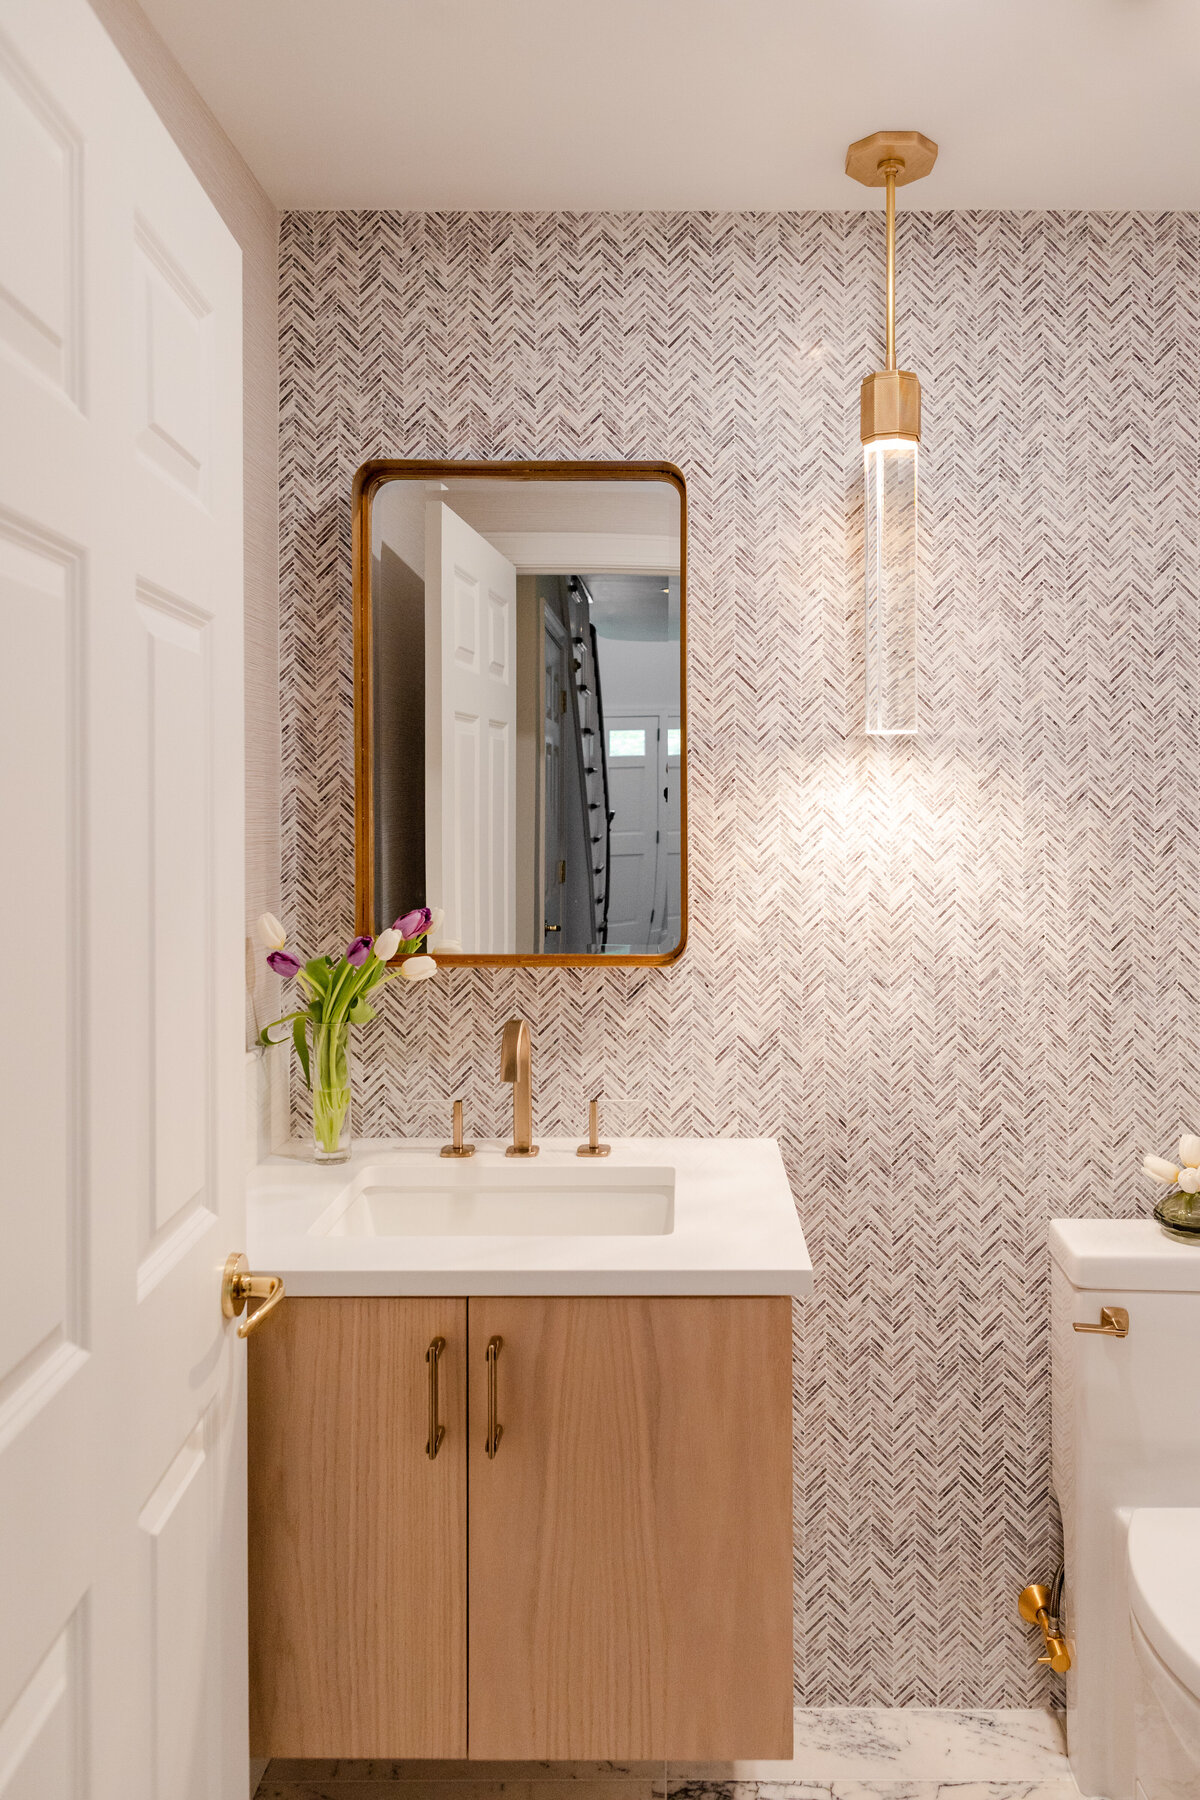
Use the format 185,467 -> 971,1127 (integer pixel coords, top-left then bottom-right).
500,1018 -> 538,1157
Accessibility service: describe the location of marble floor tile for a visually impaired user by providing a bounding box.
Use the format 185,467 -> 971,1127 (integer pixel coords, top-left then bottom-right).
265,1762 -> 663,1782
256,1785 -> 664,1800
662,1785 -> 1078,1800
257,1710 -> 1074,1799
667,1710 -> 1069,1784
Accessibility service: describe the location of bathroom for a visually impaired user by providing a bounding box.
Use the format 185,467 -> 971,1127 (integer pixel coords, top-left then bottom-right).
3,2 -> 1200,1798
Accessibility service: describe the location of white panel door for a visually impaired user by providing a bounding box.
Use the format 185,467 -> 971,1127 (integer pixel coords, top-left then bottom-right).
604,713 -> 660,950
0,3 -> 246,1797
425,502 -> 517,953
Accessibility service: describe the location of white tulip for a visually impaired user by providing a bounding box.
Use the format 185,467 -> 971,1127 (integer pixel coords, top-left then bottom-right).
1144,1155 -> 1180,1184
400,954 -> 437,982
1179,1134 -> 1200,1168
426,906 -> 445,942
257,912 -> 286,951
1179,1166 -> 1200,1194
373,927 -> 401,961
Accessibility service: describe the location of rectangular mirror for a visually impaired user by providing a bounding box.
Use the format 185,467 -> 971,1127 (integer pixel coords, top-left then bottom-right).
354,460 -> 687,964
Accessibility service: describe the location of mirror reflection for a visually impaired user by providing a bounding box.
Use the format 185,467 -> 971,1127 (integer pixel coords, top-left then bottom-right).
362,467 -> 685,961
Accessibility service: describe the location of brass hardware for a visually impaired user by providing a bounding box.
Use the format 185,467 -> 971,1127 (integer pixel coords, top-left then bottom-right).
860,368 -> 921,443
426,1336 -> 446,1459
501,1018 -> 538,1156
352,459 -> 689,969
845,129 -> 937,446
1019,1582 -> 1072,1674
577,1097 -> 611,1158
221,1252 -> 285,1339
844,129 -> 939,188
440,1097 -> 475,1159
1073,1305 -> 1130,1338
544,923 -> 561,933
485,1334 -> 503,1458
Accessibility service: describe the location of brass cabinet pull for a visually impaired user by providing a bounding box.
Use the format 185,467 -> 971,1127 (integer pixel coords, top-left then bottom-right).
1073,1305 -> 1129,1338
426,1336 -> 446,1459
485,1335 -> 503,1458
221,1252 -> 285,1339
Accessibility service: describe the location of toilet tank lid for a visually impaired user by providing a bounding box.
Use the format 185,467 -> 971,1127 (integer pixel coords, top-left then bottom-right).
1127,1509 -> 1200,1700
1049,1219 -> 1200,1291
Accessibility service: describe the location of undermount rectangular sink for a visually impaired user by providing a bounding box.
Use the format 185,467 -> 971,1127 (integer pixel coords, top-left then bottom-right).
311,1161 -> 676,1238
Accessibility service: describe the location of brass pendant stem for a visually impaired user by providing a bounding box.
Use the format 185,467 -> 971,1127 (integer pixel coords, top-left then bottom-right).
882,159 -> 900,372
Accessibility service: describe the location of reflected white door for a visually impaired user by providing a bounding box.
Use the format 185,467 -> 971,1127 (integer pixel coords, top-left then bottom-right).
425,502 -> 517,953
541,608 -> 568,946
604,714 -> 660,949
658,713 -> 682,950
0,1 -> 246,1796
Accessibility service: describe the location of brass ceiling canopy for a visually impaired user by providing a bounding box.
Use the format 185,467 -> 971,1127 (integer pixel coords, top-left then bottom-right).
845,129 -> 939,189
846,129 -> 938,444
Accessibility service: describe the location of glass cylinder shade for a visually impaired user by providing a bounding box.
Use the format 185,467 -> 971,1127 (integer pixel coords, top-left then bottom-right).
864,437 -> 919,735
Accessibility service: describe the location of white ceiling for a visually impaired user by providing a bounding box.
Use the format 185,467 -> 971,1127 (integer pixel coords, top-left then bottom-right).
137,0 -> 1200,212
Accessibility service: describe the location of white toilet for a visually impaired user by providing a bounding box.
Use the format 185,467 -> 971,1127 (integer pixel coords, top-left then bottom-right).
1050,1221 -> 1200,1799
1127,1509 -> 1200,1800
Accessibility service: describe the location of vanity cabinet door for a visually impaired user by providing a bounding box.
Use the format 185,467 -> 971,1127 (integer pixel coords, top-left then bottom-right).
467,1295 -> 793,1760
248,1297 -> 467,1757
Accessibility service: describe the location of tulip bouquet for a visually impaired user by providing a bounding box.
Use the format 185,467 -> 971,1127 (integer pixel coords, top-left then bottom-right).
257,907 -> 441,1161
1143,1133 -> 1200,1241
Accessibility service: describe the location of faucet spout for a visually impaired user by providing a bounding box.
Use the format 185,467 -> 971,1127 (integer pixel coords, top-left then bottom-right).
500,1018 -> 538,1157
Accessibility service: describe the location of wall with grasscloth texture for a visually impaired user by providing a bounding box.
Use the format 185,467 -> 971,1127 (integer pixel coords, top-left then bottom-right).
279,208 -> 1200,1705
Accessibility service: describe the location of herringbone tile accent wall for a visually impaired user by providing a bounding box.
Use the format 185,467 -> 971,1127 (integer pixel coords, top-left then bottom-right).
278,209 -> 1200,1707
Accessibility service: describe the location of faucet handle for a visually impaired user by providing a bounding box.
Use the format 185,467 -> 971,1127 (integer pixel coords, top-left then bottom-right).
576,1096 -> 611,1158
439,1097 -> 476,1159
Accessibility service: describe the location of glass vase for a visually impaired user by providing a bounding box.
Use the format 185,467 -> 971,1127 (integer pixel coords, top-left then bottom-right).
311,1019 -> 352,1163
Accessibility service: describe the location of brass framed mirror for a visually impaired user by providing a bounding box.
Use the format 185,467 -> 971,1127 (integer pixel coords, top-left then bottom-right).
353,459 -> 687,966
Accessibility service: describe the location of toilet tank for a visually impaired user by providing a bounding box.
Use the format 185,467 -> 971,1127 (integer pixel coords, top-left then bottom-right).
1050,1221 -> 1200,1800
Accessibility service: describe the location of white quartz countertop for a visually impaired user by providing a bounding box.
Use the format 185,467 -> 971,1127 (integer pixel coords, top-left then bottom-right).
246,1136 -> 813,1298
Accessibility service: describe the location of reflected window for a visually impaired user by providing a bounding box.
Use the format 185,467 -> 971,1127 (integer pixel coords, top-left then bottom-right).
667,728 -> 682,758
609,728 -> 646,758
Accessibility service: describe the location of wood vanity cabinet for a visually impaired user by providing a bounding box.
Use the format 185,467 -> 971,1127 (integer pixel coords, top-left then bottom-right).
248,1297 -> 468,1757
249,1293 -> 793,1762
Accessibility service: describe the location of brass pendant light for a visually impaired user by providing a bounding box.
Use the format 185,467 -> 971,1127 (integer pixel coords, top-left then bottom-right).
846,129 -> 937,735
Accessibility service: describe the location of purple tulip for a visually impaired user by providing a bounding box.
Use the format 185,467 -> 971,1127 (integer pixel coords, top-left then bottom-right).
345,934 -> 373,967
267,949 -> 303,979
394,907 -> 432,939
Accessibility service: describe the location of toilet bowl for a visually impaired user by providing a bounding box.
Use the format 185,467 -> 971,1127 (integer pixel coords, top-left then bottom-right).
1050,1221 -> 1200,1799
1127,1509 -> 1200,1800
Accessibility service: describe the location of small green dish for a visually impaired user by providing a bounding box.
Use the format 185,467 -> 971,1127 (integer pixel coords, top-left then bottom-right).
1154,1190 -> 1200,1243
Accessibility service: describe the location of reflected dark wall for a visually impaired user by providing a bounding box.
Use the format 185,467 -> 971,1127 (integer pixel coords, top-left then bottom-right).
372,541 -> 425,926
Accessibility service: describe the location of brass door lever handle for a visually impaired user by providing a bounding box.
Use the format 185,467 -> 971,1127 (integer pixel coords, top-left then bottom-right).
222,1252 -> 285,1338
1073,1306 -> 1129,1338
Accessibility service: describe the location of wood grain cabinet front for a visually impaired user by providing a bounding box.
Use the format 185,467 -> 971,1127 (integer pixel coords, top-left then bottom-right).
249,1293 -> 793,1762
248,1297 -> 468,1758
467,1295 -> 793,1761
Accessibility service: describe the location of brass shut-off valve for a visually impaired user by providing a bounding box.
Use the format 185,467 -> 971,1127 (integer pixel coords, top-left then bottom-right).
1019,1583 -> 1072,1674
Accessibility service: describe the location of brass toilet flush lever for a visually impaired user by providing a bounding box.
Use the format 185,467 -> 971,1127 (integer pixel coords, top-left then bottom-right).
440,1098 -> 475,1158
1073,1305 -> 1129,1338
